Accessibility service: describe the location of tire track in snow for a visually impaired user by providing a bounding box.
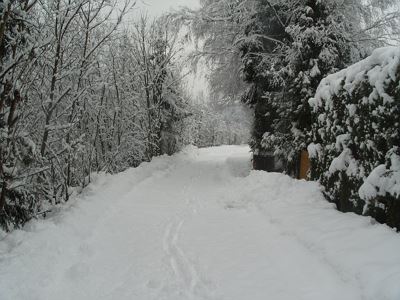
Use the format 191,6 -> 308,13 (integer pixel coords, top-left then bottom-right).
163,218 -> 215,300
161,178 -> 215,300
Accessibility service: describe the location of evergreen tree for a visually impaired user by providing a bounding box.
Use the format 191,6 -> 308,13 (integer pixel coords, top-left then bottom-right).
263,0 -> 352,174
179,0 -> 399,173
239,0 -> 353,173
239,1 -> 288,157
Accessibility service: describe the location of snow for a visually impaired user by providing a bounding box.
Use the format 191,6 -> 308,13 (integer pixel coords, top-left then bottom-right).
308,46 -> 400,206
327,134 -> 360,177
310,60 -> 321,78
1,145 -> 400,300
307,142 -> 322,159
310,46 -> 400,110
360,150 -> 400,203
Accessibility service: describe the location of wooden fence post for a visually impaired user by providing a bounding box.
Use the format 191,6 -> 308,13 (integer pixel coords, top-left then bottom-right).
299,150 -> 310,180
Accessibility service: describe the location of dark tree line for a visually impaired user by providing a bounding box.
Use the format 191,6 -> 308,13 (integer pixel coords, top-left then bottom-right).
176,0 -> 400,228
178,0 -> 399,172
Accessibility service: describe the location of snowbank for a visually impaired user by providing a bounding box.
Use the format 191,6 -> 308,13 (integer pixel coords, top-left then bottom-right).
0,146 -> 400,300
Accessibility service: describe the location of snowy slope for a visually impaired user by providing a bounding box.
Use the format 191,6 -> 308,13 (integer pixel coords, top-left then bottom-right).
1,145 -> 400,300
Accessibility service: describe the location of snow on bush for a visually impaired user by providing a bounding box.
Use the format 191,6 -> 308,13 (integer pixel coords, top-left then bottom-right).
308,46 -> 400,229
359,149 -> 400,208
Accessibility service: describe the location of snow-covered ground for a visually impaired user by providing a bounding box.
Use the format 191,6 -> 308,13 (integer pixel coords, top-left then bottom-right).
1,145 -> 400,300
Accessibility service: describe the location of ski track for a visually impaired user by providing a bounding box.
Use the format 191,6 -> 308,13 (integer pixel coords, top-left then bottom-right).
162,179 -> 215,300
1,145 -> 400,300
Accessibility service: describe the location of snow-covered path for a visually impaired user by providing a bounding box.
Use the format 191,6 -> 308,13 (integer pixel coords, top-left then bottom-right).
1,146 -> 400,300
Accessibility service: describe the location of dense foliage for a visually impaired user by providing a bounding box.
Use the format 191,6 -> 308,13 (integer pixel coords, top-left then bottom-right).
177,0 -> 400,228
240,0 -> 353,174
190,102 -> 252,147
0,1 -> 252,231
309,47 -> 400,229
179,0 -> 400,172
0,0 -> 40,230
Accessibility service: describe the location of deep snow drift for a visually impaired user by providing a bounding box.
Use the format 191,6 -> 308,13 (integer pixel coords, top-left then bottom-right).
1,145 -> 400,300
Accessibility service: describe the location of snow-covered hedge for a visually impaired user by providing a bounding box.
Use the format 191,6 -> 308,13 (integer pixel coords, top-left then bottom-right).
308,47 -> 400,229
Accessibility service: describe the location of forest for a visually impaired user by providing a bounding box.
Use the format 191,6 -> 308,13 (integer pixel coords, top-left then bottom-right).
1,0 -> 400,230
1,1 -> 400,299
0,0 -> 251,231
176,0 -> 400,229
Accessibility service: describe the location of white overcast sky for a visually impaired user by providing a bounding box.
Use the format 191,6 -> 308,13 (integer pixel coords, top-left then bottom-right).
126,0 -> 208,99
133,0 -> 200,17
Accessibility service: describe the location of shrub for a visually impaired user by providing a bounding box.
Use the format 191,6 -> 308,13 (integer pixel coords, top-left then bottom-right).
308,47 -> 400,229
